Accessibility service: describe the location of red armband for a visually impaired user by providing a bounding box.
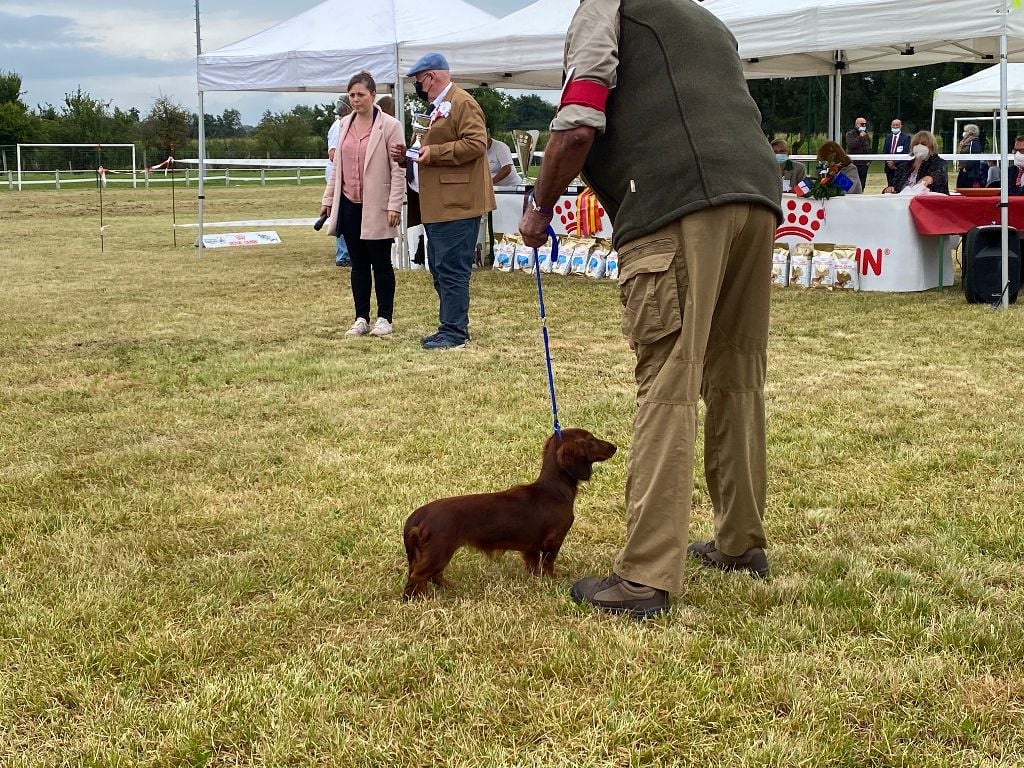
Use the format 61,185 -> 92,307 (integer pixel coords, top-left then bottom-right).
559,79 -> 609,113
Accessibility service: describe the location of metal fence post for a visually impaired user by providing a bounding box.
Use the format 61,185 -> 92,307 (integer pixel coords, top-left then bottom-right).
55,169 -> 60,190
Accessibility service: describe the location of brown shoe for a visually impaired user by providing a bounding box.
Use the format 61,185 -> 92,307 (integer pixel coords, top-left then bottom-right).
687,540 -> 769,578
570,573 -> 669,619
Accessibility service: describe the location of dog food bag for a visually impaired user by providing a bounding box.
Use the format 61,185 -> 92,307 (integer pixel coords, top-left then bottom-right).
605,249 -> 619,280
810,246 -> 834,289
554,237 -> 577,275
569,239 -> 591,275
831,245 -> 858,291
790,243 -> 813,288
533,239 -> 554,275
493,235 -> 515,272
585,239 -> 611,279
514,237 -> 536,272
771,242 -> 790,287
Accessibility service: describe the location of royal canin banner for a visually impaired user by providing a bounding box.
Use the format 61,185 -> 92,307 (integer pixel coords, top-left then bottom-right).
490,192 -> 953,292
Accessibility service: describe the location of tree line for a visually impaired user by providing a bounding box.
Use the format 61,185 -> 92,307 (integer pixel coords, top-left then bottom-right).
0,70 -> 558,171
0,61 -> 996,172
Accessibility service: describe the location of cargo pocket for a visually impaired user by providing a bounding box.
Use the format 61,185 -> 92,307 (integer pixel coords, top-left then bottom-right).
617,238 -> 683,344
439,172 -> 471,209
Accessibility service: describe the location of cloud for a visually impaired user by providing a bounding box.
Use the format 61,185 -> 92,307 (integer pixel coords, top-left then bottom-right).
5,0 -> 542,125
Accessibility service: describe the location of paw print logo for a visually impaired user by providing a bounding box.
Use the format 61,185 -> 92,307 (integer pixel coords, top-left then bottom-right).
554,200 -> 576,229
775,199 -> 826,240
554,197 -> 605,235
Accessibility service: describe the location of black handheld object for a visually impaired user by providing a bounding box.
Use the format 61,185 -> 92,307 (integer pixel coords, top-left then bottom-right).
313,212 -> 329,231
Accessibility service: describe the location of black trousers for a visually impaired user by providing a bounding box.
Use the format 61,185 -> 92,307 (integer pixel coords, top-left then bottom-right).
338,196 -> 395,322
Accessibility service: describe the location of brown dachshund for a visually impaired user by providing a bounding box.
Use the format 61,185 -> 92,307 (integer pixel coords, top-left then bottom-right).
403,428 -> 617,599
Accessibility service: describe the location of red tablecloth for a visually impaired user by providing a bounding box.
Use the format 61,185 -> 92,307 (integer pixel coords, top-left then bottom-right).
909,194 -> 1024,235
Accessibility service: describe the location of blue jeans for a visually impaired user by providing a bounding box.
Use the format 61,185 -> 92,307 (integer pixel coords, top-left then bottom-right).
424,217 -> 478,342
335,234 -> 350,266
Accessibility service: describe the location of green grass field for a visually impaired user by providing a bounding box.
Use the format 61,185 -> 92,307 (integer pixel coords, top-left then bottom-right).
2,185 -> 1023,766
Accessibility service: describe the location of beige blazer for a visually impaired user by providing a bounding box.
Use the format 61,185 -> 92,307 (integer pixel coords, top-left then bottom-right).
416,85 -> 496,224
322,108 -> 406,240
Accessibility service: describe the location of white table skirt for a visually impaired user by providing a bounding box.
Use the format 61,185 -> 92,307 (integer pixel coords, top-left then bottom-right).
492,191 -> 953,292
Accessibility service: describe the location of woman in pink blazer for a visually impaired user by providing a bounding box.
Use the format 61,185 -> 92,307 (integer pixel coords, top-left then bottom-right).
321,72 -> 406,337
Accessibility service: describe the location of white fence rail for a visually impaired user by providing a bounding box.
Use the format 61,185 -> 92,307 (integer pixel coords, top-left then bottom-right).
5,166 -> 328,191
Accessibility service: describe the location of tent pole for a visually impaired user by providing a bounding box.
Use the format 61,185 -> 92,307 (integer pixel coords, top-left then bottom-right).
832,52 -> 844,142
395,59 -> 410,270
1000,22 -> 1010,309
828,74 -> 836,140
195,0 -> 206,254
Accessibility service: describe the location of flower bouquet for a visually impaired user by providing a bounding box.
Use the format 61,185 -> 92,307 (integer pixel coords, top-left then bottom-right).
810,158 -> 854,200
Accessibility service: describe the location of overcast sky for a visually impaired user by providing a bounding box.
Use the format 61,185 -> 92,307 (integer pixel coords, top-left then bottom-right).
2,0 -> 535,125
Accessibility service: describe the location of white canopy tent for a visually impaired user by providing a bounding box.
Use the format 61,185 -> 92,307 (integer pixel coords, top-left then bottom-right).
932,63 -> 1024,114
404,0 -> 1023,305
930,64 -> 1024,147
196,0 -> 496,92
401,0 -> 576,89
407,0 -> 1024,132
193,0 -> 496,255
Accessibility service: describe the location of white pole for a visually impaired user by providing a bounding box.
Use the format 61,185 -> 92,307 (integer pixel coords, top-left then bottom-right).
195,0 -> 207,253
16,143 -> 22,191
395,56 -> 410,270
131,145 -> 137,189
1000,8 -> 1010,309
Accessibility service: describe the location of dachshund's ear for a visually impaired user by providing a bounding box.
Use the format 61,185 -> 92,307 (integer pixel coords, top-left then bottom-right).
557,438 -> 592,481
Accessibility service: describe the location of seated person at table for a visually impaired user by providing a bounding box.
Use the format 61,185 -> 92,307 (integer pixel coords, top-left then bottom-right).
986,160 -> 1000,188
487,135 -> 521,187
772,139 -> 806,193
986,135 -> 1024,195
883,131 -> 948,195
815,141 -> 863,194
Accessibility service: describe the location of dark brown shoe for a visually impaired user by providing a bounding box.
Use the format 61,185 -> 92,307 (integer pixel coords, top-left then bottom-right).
570,573 -> 669,619
687,540 -> 769,578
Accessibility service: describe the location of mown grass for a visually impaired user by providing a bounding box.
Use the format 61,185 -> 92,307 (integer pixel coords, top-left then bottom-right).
1,185 -> 1023,767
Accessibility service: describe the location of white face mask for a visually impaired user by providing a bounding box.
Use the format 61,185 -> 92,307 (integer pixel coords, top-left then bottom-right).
1014,151 -> 1024,169
892,127 -> 901,134
912,144 -> 929,160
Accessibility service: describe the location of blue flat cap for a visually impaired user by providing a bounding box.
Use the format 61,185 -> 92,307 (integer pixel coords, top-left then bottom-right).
406,52 -> 449,76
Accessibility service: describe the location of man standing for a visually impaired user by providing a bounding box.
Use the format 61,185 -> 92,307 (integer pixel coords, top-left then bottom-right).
845,116 -> 871,190
884,118 -> 911,188
391,53 -> 495,350
327,96 -> 352,266
519,0 -> 781,618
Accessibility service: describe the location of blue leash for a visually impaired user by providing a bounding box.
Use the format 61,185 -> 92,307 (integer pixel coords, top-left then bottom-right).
533,226 -> 562,439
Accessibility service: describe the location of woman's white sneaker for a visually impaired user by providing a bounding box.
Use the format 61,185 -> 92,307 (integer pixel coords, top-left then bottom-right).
369,317 -> 393,337
345,317 -> 370,336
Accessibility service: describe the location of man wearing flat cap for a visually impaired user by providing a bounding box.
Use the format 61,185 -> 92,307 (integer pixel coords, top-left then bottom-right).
391,52 -> 495,350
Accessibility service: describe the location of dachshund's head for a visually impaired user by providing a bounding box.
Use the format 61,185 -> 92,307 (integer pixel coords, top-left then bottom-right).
551,428 -> 617,482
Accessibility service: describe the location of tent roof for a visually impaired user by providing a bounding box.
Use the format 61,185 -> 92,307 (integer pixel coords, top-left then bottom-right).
402,0 -> 577,89
706,0 -> 1024,77
197,0 -> 496,92
932,63 -> 1024,112
403,0 -> 1024,87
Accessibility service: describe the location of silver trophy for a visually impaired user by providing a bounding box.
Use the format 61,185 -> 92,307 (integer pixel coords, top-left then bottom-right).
406,112 -> 432,161
512,129 -> 540,180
